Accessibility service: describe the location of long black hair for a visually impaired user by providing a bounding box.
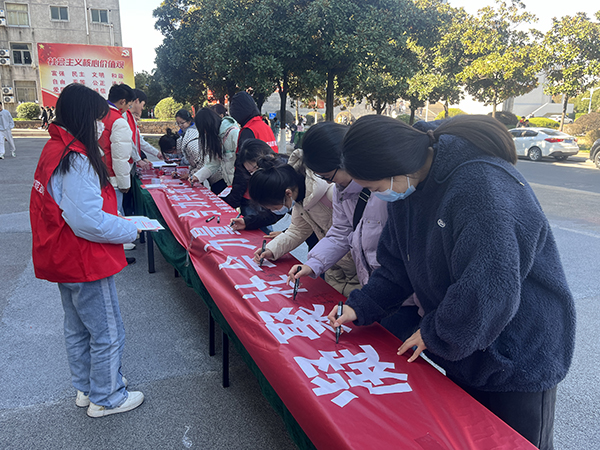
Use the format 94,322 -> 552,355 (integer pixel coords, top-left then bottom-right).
248,157 -> 305,206
342,115 -> 517,181
53,83 -> 110,186
194,107 -> 223,161
302,122 -> 348,173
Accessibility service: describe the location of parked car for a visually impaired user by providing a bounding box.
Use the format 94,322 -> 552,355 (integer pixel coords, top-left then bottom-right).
589,138 -> 600,168
547,114 -> 573,124
509,127 -> 579,161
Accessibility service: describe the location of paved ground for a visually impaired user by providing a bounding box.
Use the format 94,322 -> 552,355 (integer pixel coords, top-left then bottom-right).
1,135 -> 598,449
0,137 -> 297,450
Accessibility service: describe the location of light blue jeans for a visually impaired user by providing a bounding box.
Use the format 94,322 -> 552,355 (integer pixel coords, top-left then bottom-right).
58,276 -> 127,408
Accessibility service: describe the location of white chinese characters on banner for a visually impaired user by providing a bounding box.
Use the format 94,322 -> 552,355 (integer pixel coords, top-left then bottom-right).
218,255 -> 276,271
294,345 -> 412,407
258,304 -> 351,344
234,275 -> 308,302
191,226 -> 240,238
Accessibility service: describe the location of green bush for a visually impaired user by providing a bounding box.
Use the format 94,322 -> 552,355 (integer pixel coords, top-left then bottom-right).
528,117 -> 559,129
396,114 -> 412,124
489,111 -> 519,128
305,112 -> 326,126
564,112 -> 600,136
576,129 -> 600,149
16,102 -> 41,120
434,108 -> 466,120
154,97 -> 185,120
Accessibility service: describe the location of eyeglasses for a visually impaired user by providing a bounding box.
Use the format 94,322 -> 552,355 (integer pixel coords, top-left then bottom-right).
315,168 -> 338,183
176,121 -> 188,127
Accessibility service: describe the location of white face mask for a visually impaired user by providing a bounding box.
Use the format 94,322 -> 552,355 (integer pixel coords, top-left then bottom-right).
96,121 -> 105,140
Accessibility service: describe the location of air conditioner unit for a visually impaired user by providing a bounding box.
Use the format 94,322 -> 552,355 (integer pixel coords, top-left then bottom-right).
0,18 -> 6,26
0,57 -> 10,65
2,86 -> 13,95
0,49 -> 10,57
0,9 -> 5,19
3,96 -> 14,103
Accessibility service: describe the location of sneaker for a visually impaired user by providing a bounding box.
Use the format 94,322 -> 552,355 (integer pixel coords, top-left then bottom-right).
76,376 -> 128,407
126,257 -> 136,265
123,243 -> 136,251
87,391 -> 144,418
0,155 -> 3,159
11,151 -> 15,157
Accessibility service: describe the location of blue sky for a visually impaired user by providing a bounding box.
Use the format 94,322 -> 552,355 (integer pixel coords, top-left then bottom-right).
121,0 -> 599,74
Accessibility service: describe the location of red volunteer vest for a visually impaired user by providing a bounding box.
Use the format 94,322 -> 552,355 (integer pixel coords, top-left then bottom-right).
125,109 -> 141,159
99,105 -> 125,177
30,124 -> 127,283
244,116 -> 278,153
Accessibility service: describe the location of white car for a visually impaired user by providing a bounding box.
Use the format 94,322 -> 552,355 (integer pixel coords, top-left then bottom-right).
547,114 -> 573,124
509,127 -> 579,161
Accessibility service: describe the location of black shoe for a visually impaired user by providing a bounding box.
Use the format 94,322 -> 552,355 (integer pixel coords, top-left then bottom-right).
126,257 -> 136,265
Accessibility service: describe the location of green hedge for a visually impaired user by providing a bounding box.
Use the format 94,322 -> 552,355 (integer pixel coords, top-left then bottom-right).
16,102 -> 41,120
528,117 -> 559,129
434,108 -> 466,120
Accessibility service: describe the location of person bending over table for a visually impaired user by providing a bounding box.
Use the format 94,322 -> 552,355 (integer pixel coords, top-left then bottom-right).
328,114 -> 575,450
251,151 -> 360,297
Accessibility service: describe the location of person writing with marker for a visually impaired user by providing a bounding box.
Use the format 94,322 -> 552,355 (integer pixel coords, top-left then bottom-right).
328,114 -> 575,450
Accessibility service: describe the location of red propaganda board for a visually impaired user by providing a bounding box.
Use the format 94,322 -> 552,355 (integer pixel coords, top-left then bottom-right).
141,172 -> 536,450
37,43 -> 135,106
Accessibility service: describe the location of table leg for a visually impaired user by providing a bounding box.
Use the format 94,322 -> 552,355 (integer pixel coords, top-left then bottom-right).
147,231 -> 155,274
222,331 -> 229,388
139,229 -> 146,244
209,312 -> 215,356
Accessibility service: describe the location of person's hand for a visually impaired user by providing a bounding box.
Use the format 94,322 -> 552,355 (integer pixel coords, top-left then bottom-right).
264,230 -> 282,239
157,152 -> 164,160
137,159 -> 152,170
179,173 -> 189,181
327,304 -> 357,335
397,329 -> 426,363
287,264 -> 313,285
119,188 -> 130,193
230,218 -> 246,231
253,247 -> 274,264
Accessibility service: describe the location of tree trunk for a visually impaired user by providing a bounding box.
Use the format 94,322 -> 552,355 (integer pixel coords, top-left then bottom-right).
561,94 -> 569,132
409,108 -> 416,125
326,70 -> 335,122
444,100 -> 449,119
375,100 -> 386,115
278,71 -> 289,152
255,93 -> 265,113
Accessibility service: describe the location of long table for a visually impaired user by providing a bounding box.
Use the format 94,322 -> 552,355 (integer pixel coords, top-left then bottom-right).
133,172 -> 535,450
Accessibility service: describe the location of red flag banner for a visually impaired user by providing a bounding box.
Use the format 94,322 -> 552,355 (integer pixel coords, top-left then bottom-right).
141,172 -> 535,450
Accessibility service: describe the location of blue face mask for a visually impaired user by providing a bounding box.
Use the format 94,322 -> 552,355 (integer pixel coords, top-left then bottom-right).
374,176 -> 415,202
271,199 -> 295,215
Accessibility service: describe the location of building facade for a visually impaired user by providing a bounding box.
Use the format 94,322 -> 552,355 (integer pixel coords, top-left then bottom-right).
0,0 -> 122,112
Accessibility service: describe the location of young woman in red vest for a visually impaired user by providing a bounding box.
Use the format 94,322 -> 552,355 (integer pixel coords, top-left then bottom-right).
30,83 -> 144,418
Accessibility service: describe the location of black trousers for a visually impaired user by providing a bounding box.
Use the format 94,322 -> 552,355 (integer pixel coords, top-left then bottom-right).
453,381 -> 557,450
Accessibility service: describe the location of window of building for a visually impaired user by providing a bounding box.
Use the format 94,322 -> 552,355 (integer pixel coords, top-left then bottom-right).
90,9 -> 108,24
15,81 -> 37,103
50,6 -> 69,21
5,3 -> 29,27
11,43 -> 32,65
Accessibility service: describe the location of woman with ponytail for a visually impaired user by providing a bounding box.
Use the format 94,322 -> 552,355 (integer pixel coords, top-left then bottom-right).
328,114 -> 575,449
30,83 -> 144,418
250,148 -> 360,297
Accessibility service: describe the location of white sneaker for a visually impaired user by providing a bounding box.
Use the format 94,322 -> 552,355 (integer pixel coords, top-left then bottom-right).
11,151 -> 15,157
0,155 -> 4,159
87,390 -> 144,418
123,243 -> 136,250
76,376 -> 128,407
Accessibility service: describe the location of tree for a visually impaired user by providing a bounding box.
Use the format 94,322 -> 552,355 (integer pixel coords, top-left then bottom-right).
304,0 -> 430,121
541,12 -> 600,129
134,70 -> 168,113
458,0 -> 539,117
